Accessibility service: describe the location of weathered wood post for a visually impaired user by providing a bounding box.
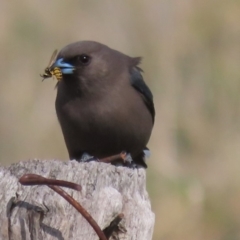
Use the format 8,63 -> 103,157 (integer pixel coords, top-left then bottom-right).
0,159 -> 155,240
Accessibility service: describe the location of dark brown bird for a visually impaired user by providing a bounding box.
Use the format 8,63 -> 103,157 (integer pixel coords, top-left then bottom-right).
46,41 -> 155,168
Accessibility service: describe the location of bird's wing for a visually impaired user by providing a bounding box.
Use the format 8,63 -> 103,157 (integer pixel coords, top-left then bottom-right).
130,68 -> 155,123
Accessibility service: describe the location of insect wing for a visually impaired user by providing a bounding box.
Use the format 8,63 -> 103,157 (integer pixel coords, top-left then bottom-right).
47,49 -> 58,69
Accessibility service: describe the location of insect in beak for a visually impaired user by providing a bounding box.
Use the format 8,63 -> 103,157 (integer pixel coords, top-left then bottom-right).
40,50 -> 63,81
40,50 -> 75,82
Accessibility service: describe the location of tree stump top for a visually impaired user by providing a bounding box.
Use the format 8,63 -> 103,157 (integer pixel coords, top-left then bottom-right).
0,159 -> 155,240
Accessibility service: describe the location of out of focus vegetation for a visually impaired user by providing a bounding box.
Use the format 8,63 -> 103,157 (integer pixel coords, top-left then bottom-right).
1,1 -> 240,239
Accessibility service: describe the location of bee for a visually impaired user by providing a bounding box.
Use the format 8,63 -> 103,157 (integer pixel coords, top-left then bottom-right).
40,49 -> 62,81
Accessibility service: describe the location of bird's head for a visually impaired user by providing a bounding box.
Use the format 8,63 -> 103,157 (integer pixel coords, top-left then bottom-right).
53,42 -> 141,88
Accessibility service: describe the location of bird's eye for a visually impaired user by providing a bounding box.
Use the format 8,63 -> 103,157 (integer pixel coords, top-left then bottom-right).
76,54 -> 91,65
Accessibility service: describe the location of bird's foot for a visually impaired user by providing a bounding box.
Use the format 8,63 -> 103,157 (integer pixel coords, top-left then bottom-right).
99,152 -> 146,169
76,152 -> 128,164
99,151 -> 128,164
125,162 -> 145,169
75,151 -> 147,169
78,153 -> 99,163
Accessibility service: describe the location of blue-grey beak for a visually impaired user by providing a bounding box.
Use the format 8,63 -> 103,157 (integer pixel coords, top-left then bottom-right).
53,58 -> 75,74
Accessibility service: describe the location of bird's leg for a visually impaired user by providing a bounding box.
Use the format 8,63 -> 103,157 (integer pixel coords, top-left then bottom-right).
78,151 -> 147,168
98,151 -> 127,164
78,151 -> 126,164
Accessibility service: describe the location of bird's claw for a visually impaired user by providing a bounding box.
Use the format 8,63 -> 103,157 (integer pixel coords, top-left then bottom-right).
75,151 -> 147,169
77,153 -> 99,163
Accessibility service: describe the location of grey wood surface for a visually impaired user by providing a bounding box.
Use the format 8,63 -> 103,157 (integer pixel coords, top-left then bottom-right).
0,159 -> 155,240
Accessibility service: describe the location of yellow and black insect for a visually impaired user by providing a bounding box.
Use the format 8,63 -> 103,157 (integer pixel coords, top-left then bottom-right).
40,50 -> 62,81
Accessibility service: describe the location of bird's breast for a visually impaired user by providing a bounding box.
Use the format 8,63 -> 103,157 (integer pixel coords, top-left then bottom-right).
55,89 -> 153,158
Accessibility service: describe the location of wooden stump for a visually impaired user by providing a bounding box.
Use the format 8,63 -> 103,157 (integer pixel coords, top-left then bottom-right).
0,159 -> 155,240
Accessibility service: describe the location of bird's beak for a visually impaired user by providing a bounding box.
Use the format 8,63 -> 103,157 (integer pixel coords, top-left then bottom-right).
53,58 -> 75,74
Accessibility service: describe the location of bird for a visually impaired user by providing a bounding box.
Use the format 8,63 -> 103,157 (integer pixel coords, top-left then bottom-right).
43,41 -> 155,168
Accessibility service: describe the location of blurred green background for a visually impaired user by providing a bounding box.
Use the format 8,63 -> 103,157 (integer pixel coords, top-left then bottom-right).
1,0 -> 240,239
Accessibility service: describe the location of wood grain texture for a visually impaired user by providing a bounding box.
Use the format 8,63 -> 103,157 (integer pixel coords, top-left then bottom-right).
0,160 -> 155,240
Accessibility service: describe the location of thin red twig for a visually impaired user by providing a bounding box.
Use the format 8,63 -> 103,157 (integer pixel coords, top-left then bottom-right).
47,185 -> 107,240
19,174 -> 81,191
19,174 -> 107,240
